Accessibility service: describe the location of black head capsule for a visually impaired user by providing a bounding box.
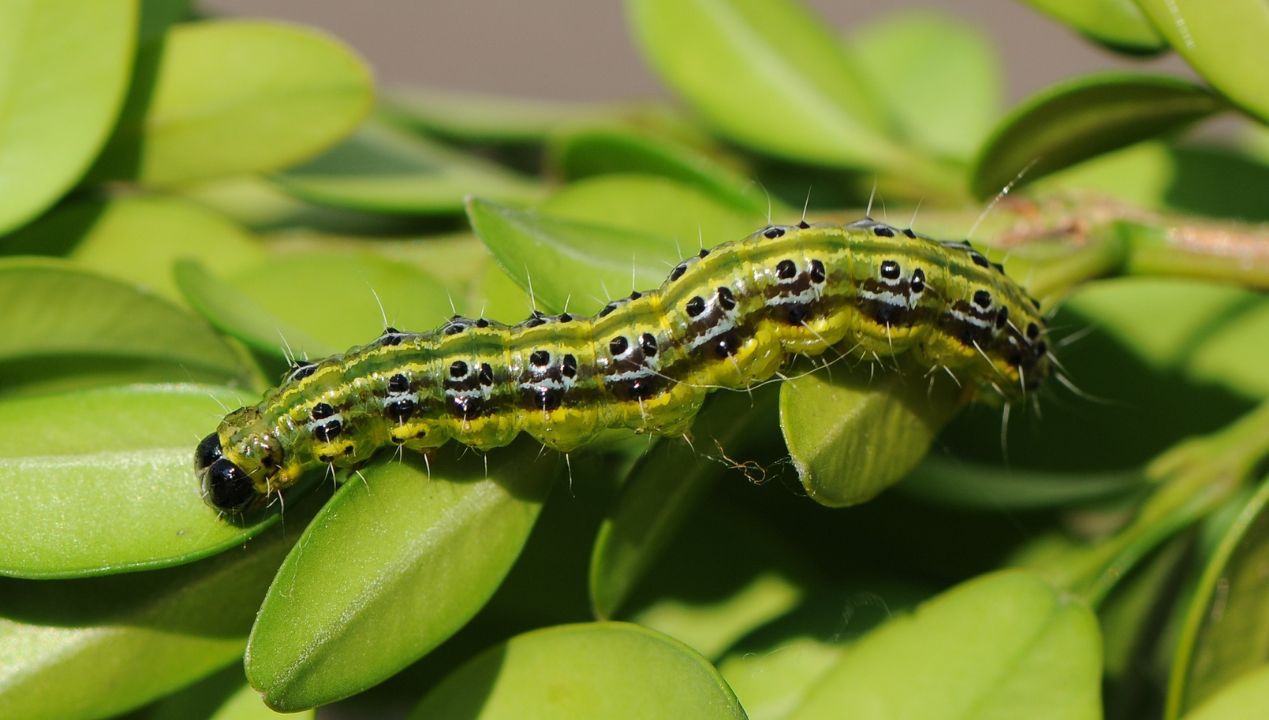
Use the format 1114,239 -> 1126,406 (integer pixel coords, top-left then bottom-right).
195,433 -> 257,513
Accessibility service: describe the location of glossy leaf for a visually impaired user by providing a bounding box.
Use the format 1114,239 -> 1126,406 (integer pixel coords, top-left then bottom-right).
1020,0 -> 1165,52
467,196 -> 680,315
92,20 -> 373,186
2,195 -> 264,301
847,10 -> 1002,160
0,0 -> 135,233
0,385 -> 276,578
971,73 -> 1224,199
410,622 -> 745,720
900,456 -> 1147,509
786,571 -> 1102,719
273,119 -> 543,215
1167,476 -> 1269,717
1134,0 -> 1269,123
628,0 -> 907,170
224,250 -> 453,360
540,174 -> 765,249
548,126 -> 769,214
0,259 -> 251,395
151,665 -> 307,720
1181,665 -> 1269,720
382,86 -> 617,144
591,386 -> 779,619
246,443 -> 556,710
0,506 -> 309,720
780,360 -> 968,507
175,259 -> 336,363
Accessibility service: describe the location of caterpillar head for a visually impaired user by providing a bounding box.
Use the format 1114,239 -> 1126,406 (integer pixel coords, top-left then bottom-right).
195,406 -> 279,513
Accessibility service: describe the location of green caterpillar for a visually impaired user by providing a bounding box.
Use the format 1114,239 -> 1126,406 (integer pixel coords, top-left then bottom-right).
197,218 -> 1051,512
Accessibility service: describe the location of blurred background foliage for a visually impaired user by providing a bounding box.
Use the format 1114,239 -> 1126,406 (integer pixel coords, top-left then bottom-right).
0,0 -> 1267,718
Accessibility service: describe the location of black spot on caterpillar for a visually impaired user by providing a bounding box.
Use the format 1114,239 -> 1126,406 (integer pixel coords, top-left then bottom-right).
197,219 -> 1050,512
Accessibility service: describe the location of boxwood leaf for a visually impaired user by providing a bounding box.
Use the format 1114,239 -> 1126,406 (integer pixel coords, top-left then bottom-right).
91,20 -> 372,186
382,87 -> 618,144
1133,0 -> 1269,123
1167,476 -> 1269,717
970,73 -> 1225,199
1180,665 -> 1269,720
2,196 -> 264,302
151,665 -> 308,720
272,119 -> 543,215
0,502 -> 310,720
786,570 -> 1102,719
627,0 -> 907,171
847,10 -> 1001,161
548,126 -> 769,215
1019,0 -> 1165,52
0,384 -> 278,578
590,386 -> 779,619
0,0 -> 135,233
0,259 -> 251,395
245,442 -> 557,711
467,197 -> 682,315
780,360 -> 968,507
410,622 -> 745,720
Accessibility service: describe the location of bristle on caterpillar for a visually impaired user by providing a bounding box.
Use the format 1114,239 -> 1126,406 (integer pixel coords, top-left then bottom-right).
196,219 -> 1051,512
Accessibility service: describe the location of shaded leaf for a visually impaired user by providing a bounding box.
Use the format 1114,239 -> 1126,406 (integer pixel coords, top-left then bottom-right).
548,126 -> 768,214
246,443 -> 557,711
92,20 -> 372,186
0,385 -> 277,578
971,73 -> 1224,199
382,86 -> 618,144
410,622 -> 745,720
2,195 -> 263,301
591,386 -> 780,619
0,0 -> 135,233
900,455 -> 1148,510
0,503 -> 311,720
1181,665 -> 1269,720
780,360 -> 967,507
1134,0 -> 1269,123
1167,476 -> 1269,717
151,664 -> 309,720
0,259 -> 252,396
786,571 -> 1102,719
273,119 -> 543,215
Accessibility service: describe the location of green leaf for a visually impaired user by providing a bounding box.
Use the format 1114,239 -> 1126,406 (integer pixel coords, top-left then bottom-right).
591,387 -> 780,619
1181,665 -> 1269,720
541,174 -> 765,248
847,10 -> 1002,160
627,0 -> 907,170
175,258 -> 335,366
272,119 -> 544,215
1167,476 -> 1269,717
91,20 -> 372,186
245,442 -> 556,711
900,456 -> 1148,510
1019,0 -> 1165,52
151,664 -> 309,720
382,86 -> 619,144
720,636 -> 842,720
230,250 -> 455,354
0,259 -> 252,396
548,126 -> 769,214
466,196 -> 682,316
2,195 -> 264,302
780,360 -> 967,507
410,622 -> 746,720
1134,0 -> 1269,123
970,73 -> 1225,199
0,0 -> 135,233
0,505 -> 309,720
785,570 -> 1102,719
0,385 -> 278,578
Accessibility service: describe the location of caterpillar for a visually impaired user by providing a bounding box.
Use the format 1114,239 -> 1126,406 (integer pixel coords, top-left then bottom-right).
196,218 -> 1051,512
